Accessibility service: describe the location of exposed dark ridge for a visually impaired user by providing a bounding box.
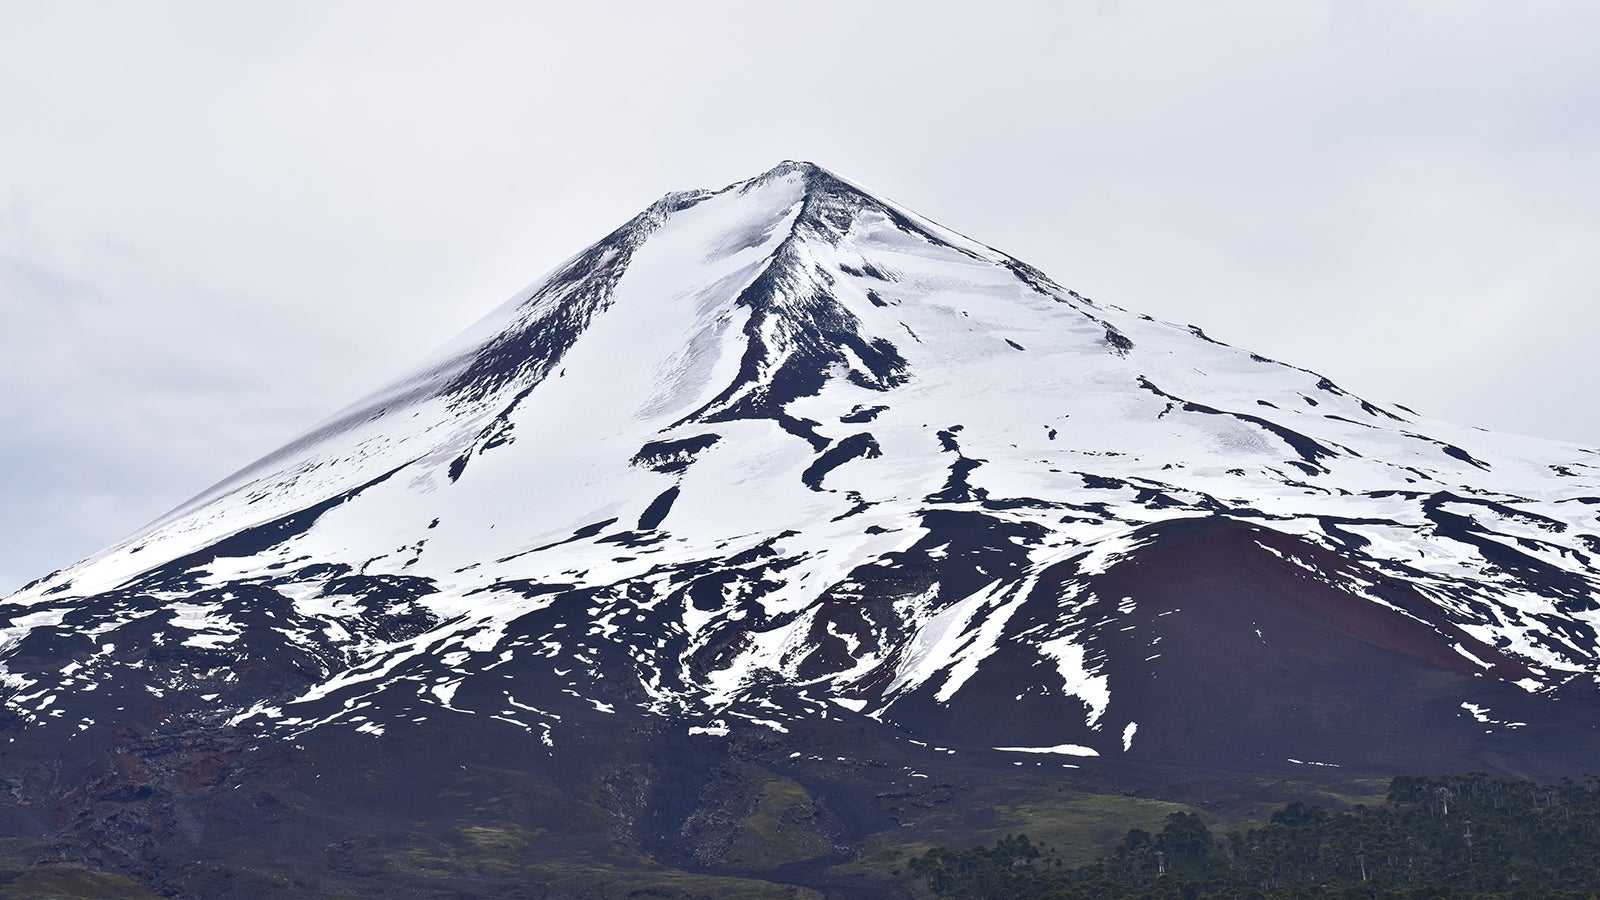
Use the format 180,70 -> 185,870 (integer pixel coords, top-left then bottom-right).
1080,472 -> 1127,490
494,518 -> 622,563
1234,356 -> 1411,423
1422,492 -> 1597,610
840,404 -> 887,424
117,464 -> 408,592
1317,517 -> 1376,552
637,486 -> 681,531
631,434 -> 722,474
1102,324 -> 1134,354
801,433 -> 882,490
15,569 -> 66,594
767,161 -> 1072,302
417,167 -> 900,476
1199,407 -> 1335,467
1403,432 -> 1492,470
447,411 -> 519,484
925,456 -> 987,503
935,425 -> 964,452
1135,377 -> 1338,468
1420,432 -> 1491,470
1432,494 -> 1567,533
444,190 -> 711,407
1361,399 -> 1406,421
322,573 -> 438,603
446,450 -> 470,483
465,580 -> 573,598
675,230 -> 910,429
1000,257 -> 1063,295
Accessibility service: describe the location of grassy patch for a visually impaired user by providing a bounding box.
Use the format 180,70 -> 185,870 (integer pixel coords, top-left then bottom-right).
457,823 -> 538,873
722,777 -> 835,869
985,790 -> 1195,864
843,786 -> 1193,879
0,866 -> 163,899
525,862 -> 823,899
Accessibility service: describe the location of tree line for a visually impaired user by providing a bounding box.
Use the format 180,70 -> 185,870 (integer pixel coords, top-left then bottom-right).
904,773 -> 1600,898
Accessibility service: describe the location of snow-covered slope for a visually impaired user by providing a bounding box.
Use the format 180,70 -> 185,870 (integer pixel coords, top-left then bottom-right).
4,161 -> 1600,771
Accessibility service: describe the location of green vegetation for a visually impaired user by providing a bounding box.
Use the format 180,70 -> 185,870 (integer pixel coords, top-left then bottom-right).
723,777 -> 835,868
838,782 -> 1202,885
512,863 -> 823,899
906,773 -> 1600,898
0,866 -> 164,899
975,789 -> 1203,867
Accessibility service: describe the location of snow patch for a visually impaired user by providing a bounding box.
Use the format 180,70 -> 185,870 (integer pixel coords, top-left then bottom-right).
995,744 -> 1099,757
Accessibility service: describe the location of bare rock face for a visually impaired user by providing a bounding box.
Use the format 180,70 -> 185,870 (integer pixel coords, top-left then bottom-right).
3,161 -> 1599,895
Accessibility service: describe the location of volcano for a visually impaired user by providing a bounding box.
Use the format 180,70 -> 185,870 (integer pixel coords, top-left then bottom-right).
3,162 -> 1599,897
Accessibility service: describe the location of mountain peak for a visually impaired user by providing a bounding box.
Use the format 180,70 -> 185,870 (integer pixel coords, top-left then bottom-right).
728,160 -> 910,238
741,159 -> 851,191
749,158 -> 829,180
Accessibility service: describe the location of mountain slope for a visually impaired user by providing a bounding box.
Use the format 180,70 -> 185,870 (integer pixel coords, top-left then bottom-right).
3,161 -> 1599,894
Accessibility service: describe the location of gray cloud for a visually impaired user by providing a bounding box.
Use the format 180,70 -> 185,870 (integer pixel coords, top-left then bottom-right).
3,0 -> 1598,592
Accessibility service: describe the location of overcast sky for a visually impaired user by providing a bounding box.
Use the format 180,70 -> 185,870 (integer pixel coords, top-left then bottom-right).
3,1 -> 1598,594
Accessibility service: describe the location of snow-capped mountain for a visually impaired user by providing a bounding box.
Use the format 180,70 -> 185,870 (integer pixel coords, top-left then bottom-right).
3,162 -> 1599,892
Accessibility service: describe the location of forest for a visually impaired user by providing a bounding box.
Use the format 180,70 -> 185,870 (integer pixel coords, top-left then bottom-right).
904,774 -> 1600,899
